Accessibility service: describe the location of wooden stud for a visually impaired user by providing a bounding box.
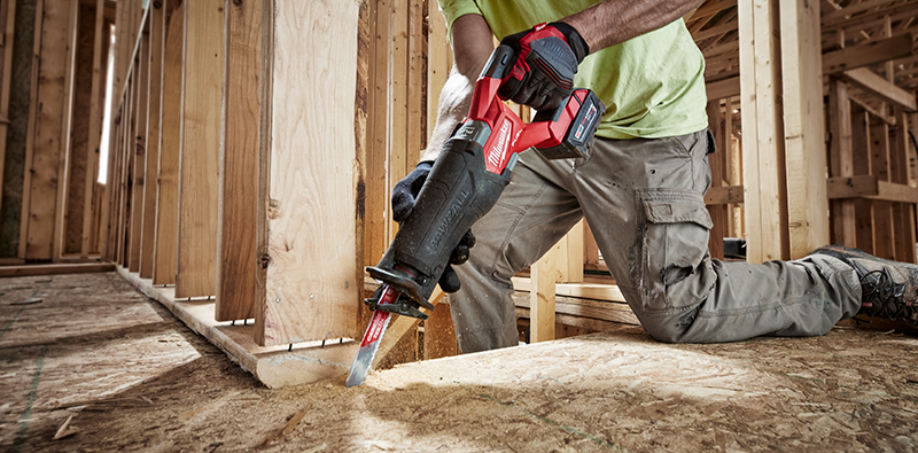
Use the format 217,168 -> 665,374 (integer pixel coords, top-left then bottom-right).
21,0 -> 76,260
254,0 -> 361,346
560,219 -> 584,284
0,0 -> 17,231
423,299 -> 458,360
738,0 -> 787,263
62,3 -> 94,256
140,1 -> 163,278
582,220 -> 602,271
406,0 -> 423,161
174,0 -> 223,298
216,0 -> 262,321
706,100 -> 727,260
530,239 -> 563,343
364,0 -> 390,267
779,0 -> 828,259
828,79 -> 856,247
129,30 -> 149,272
892,110 -> 916,262
82,0 -> 107,258
870,121 -> 896,260
388,0 -> 408,243
151,0 -> 183,285
851,107 -> 876,253
51,0 -> 81,263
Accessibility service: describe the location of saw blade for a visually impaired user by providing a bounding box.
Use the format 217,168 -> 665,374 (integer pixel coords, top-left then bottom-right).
346,285 -> 397,387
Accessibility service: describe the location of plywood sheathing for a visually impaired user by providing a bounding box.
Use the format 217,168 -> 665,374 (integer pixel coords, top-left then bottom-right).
3,272 -> 917,452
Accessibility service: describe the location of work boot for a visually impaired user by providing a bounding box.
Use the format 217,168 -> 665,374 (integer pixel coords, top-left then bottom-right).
811,245 -> 918,326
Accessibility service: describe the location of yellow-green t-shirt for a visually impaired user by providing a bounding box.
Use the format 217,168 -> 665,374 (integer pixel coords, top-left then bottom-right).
438,0 -> 708,140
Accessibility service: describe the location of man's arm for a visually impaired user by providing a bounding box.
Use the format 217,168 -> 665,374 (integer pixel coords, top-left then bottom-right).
562,0 -> 705,53
419,14 -> 494,163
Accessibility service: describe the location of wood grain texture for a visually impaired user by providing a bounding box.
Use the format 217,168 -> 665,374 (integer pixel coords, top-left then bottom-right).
51,0 -> 80,263
20,0 -> 72,260
140,2 -> 163,278
255,0 -> 360,346
174,0 -> 222,298
83,0 -> 106,258
151,0 -> 182,285
779,0 -> 828,259
423,299 -> 458,360
891,110 -> 916,263
365,0 -> 390,267
870,123 -> 895,260
737,0 -> 787,263
828,79 -> 856,247
530,240 -> 562,343
64,3 -> 97,256
0,0 -> 15,230
216,0 -> 262,321
128,35 -> 148,273
851,108 -> 876,254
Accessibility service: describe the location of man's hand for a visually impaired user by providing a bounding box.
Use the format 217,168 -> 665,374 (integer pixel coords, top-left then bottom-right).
498,22 -> 590,111
391,161 -> 476,293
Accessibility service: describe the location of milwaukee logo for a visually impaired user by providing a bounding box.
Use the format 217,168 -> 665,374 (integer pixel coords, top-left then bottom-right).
488,119 -> 512,169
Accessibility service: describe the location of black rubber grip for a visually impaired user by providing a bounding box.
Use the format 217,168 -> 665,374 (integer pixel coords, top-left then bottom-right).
368,120 -> 513,310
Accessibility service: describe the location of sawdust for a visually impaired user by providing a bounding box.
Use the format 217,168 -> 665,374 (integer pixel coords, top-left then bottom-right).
2,273 -> 918,452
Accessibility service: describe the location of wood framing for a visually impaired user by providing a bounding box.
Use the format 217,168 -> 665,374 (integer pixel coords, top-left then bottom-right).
174,0 -> 222,298
140,1 -> 163,278
779,0 -> 828,259
128,29 -> 148,272
216,0 -> 262,321
738,0 -> 787,263
0,0 -> 16,229
253,0 -> 362,346
828,78 -> 856,247
151,0 -> 183,285
22,0 -> 76,261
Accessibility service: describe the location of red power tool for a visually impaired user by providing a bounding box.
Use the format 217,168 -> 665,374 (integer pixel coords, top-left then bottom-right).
346,44 -> 605,387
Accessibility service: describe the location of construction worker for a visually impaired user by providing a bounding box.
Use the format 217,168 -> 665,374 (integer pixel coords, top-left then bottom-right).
391,0 -> 918,353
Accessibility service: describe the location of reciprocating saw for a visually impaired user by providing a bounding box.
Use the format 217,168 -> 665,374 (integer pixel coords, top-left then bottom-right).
346,42 -> 605,387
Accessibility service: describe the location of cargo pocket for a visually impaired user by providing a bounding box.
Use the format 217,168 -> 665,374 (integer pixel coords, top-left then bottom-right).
639,189 -> 714,312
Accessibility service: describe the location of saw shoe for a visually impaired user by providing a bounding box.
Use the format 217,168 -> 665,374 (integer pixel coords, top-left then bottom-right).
811,245 -> 918,326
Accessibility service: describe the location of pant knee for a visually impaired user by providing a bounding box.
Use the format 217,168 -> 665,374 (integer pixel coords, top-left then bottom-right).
637,305 -> 702,344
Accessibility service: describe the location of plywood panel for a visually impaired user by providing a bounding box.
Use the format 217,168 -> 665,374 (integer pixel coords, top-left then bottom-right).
174,0 -> 222,298
216,0 -> 262,321
254,0 -> 361,346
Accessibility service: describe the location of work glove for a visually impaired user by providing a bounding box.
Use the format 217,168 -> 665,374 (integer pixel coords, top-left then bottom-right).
391,161 -> 476,293
498,22 -> 590,111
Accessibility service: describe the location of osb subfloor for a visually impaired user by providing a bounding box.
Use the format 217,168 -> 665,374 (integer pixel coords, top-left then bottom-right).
2,273 -> 918,453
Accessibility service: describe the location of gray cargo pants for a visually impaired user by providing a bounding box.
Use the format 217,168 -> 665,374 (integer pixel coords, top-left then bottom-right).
449,130 -> 863,353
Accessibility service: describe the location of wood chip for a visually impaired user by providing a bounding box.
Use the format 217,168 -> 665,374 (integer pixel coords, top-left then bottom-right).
53,415 -> 78,440
10,299 -> 43,306
262,406 -> 309,445
178,407 -> 206,421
